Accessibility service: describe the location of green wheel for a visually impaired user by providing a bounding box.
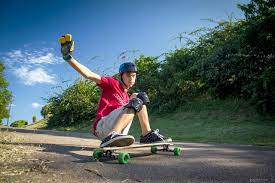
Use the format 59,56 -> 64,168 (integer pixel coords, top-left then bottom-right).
93,149 -> 103,159
151,146 -> 158,154
173,147 -> 181,156
118,152 -> 130,164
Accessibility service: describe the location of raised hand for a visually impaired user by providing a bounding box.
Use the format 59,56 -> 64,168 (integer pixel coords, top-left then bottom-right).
58,34 -> 75,61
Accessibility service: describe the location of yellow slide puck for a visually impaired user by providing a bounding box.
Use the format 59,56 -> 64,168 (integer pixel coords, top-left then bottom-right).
65,34 -> 72,41
58,36 -> 66,44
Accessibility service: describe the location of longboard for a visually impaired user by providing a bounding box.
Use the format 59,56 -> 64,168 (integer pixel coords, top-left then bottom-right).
92,142 -> 181,164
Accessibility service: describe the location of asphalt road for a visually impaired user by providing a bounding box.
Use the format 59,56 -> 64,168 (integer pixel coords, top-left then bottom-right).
1,127 -> 274,183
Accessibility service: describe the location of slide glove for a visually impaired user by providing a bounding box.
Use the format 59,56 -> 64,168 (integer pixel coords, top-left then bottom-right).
58,34 -> 75,61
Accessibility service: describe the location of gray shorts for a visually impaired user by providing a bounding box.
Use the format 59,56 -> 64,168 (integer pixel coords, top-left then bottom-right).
95,106 -> 133,140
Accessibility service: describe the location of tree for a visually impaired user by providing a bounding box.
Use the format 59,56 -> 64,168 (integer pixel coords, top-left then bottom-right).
10,120 -> 28,127
131,0 -> 275,113
41,104 -> 52,119
43,78 -> 100,127
0,61 -> 12,124
237,0 -> 275,19
32,116 -> 37,123
236,0 -> 275,112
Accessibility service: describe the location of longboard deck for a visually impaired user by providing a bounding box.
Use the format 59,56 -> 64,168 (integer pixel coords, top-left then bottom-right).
100,142 -> 174,151
93,142 -> 181,164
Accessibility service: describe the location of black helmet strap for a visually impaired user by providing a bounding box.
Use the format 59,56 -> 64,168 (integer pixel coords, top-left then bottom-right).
120,73 -> 127,87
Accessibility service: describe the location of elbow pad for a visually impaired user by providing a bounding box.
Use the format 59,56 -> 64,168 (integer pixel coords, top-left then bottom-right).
124,98 -> 144,113
137,92 -> 150,105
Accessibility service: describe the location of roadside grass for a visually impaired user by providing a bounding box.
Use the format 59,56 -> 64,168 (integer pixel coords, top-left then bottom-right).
25,98 -> 275,146
129,97 -> 275,146
26,118 -> 91,132
26,119 -> 48,129
52,120 -> 91,132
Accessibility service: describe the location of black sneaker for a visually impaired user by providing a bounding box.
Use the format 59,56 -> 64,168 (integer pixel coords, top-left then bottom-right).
100,131 -> 135,148
140,129 -> 172,143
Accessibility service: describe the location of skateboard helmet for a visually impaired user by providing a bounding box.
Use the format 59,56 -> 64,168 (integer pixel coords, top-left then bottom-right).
119,62 -> 137,74
119,62 -> 137,86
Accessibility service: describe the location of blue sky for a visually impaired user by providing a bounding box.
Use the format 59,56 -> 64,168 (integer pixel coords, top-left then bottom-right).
0,0 -> 249,125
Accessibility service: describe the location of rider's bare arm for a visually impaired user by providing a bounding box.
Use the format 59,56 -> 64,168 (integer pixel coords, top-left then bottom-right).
68,58 -> 101,84
59,34 -> 101,85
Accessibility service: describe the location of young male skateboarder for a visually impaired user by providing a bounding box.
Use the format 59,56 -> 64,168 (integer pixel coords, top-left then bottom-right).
59,34 -> 172,147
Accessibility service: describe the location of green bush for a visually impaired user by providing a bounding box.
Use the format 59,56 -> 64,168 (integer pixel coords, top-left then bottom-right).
133,0 -> 275,114
10,120 -> 28,127
196,0 -> 275,112
43,78 -> 100,128
132,55 -> 160,107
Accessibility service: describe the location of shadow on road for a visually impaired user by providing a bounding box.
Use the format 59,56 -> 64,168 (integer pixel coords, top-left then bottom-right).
0,127 -> 96,139
2,141 -> 97,162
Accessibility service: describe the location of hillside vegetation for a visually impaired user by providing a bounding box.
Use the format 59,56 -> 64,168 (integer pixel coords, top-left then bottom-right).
35,0 -> 275,146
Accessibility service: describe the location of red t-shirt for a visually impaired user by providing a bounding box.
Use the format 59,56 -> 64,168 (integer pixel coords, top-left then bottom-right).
93,76 -> 129,131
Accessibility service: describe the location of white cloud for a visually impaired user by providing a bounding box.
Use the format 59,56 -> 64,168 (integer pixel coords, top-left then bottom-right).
7,50 -> 23,58
1,43 -> 62,86
29,52 -> 57,64
32,102 -> 43,109
3,47 -> 62,66
14,66 -> 56,85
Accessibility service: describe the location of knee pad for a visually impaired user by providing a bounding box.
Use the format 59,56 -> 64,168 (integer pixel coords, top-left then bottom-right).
137,92 -> 150,105
125,98 -> 143,113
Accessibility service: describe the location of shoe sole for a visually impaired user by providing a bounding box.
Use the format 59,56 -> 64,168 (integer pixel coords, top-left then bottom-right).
100,136 -> 135,148
140,137 -> 173,144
